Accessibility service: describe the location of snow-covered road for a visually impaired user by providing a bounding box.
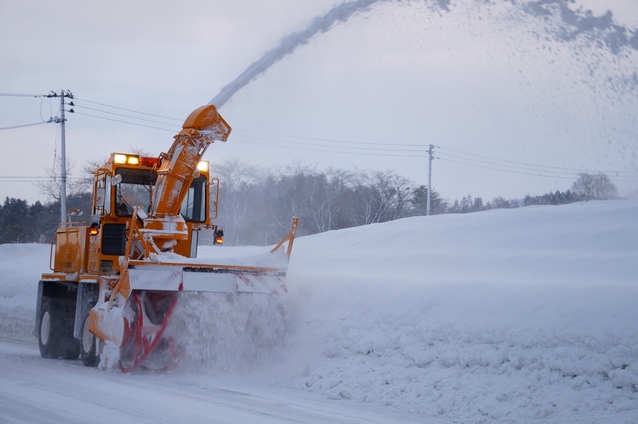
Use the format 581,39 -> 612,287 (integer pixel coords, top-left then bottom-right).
0,339 -> 432,424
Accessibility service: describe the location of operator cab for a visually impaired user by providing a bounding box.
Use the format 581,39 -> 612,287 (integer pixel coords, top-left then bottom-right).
87,153 -> 218,272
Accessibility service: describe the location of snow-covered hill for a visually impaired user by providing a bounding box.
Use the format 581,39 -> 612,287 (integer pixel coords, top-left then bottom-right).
1,200 -> 636,423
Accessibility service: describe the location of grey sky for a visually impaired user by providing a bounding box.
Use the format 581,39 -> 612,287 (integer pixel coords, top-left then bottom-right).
1,0 -> 637,204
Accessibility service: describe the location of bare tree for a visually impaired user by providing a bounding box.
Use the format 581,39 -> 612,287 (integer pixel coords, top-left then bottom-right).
572,173 -> 618,201
303,168 -> 352,233
489,196 -> 511,209
348,170 -> 414,226
213,158 -> 265,245
34,157 -> 92,202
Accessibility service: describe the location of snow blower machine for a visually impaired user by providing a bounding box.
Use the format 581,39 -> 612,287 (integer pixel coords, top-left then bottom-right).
34,105 -> 298,370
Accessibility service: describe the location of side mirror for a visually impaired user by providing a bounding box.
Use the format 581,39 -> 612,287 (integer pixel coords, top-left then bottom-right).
111,174 -> 122,186
67,208 -> 83,223
95,187 -> 106,208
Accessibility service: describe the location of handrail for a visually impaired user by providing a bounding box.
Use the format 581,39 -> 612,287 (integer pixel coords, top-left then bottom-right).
49,236 -> 56,271
270,217 -> 299,260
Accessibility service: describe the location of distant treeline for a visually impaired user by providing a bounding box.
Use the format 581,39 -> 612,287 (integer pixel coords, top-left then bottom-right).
0,161 -> 618,245
0,193 -> 91,245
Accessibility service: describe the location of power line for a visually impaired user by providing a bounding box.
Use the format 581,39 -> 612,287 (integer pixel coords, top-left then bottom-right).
0,176 -> 84,179
73,99 -> 425,152
236,128 -> 426,148
436,146 -> 638,174
436,151 -> 581,177
75,98 -> 182,121
71,101 -> 635,174
438,156 -> 638,182
0,93 -> 46,98
437,157 -> 582,180
0,121 -> 53,131
232,134 -> 427,153
71,100 -> 428,154
232,137 -> 428,157
75,97 -> 428,149
74,105 -> 179,128
0,176 -> 85,183
74,111 -> 177,132
9,95 -> 635,183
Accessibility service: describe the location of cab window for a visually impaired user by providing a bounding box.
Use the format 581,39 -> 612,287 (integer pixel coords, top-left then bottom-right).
115,168 -> 156,217
114,168 -> 206,222
180,175 -> 206,222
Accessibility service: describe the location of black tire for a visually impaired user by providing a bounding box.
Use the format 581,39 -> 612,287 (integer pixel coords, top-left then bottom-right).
39,301 -> 62,358
80,305 -> 99,367
62,335 -> 81,360
38,300 -> 80,360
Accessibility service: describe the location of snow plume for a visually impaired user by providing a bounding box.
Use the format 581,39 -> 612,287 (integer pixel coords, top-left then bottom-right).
209,0 -> 384,108
209,0 -> 638,109
520,0 -> 638,54
166,292 -> 291,372
208,0 -> 441,108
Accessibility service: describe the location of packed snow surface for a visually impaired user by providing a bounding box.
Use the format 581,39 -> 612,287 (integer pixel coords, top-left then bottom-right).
1,200 -> 636,423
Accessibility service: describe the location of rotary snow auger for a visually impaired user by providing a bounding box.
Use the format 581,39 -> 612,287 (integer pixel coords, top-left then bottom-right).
34,105 -> 298,371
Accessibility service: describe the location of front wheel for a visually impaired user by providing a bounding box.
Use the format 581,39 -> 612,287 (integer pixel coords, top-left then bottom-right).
80,305 -> 99,367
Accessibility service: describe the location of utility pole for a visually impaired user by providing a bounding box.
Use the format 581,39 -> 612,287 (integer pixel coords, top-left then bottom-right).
47,90 -> 74,223
427,144 -> 434,216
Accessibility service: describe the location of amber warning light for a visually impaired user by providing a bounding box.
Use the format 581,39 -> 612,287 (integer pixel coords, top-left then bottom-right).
112,154 -> 141,165
214,229 -> 224,245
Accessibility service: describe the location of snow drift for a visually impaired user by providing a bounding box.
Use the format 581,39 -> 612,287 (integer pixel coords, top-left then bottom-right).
281,200 -> 638,423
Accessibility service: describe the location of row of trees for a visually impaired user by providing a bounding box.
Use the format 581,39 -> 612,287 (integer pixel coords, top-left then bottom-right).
523,173 -> 619,206
214,162 -> 619,245
0,159 -> 619,245
0,193 -> 90,244
214,160 -> 448,245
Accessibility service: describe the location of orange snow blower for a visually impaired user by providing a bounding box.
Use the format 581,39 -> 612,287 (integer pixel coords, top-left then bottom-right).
35,105 -> 298,370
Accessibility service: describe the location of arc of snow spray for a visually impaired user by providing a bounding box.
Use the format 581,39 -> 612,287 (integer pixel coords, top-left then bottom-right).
209,0 -> 637,109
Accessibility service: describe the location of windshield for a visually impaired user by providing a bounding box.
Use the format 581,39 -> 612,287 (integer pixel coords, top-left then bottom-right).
115,168 -> 206,222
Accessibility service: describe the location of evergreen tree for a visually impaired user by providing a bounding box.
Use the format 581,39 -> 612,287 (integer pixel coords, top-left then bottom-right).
0,198 -> 30,243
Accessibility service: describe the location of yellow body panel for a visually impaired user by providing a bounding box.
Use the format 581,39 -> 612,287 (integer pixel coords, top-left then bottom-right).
53,225 -> 88,275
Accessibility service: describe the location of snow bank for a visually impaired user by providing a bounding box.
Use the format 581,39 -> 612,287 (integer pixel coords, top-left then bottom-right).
1,200 -> 636,423
280,200 -> 638,423
0,243 -> 49,342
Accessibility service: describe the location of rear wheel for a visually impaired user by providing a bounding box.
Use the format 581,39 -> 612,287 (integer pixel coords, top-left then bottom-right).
38,300 -> 80,360
80,305 -> 99,367
38,301 -> 58,358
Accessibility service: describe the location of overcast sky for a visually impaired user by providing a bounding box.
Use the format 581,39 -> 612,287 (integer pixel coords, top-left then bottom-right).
1,0 -> 637,205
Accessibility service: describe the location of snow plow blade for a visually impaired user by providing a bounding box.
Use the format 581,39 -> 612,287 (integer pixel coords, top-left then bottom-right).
127,263 -> 288,294
125,214 -> 297,294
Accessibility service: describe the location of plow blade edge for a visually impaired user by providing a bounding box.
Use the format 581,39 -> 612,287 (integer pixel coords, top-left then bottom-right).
128,265 -> 288,294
